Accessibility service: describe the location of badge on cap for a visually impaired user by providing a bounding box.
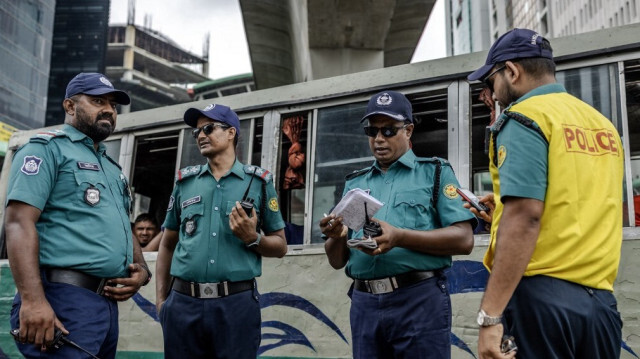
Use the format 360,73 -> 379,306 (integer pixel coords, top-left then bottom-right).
85,186 -> 100,206
204,104 -> 215,111
99,77 -> 113,88
376,93 -> 393,106
21,155 -> 43,176
185,219 -> 196,235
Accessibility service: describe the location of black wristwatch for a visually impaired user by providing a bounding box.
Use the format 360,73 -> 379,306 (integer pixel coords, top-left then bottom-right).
140,264 -> 152,286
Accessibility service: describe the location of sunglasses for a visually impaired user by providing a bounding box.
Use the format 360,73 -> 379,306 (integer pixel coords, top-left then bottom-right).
192,123 -> 230,138
483,65 -> 506,92
363,124 -> 408,138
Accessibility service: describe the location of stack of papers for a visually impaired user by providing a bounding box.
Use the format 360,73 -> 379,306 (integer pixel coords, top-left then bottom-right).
331,188 -> 383,231
331,188 -> 383,249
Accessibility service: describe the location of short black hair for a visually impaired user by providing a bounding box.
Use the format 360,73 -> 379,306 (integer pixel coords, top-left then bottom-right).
134,213 -> 158,227
496,55 -> 556,79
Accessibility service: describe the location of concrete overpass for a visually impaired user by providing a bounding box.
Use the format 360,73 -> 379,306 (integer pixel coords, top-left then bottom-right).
240,0 -> 436,89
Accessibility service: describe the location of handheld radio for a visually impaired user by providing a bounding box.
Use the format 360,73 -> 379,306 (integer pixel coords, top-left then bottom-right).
240,167 -> 257,217
362,202 -> 382,238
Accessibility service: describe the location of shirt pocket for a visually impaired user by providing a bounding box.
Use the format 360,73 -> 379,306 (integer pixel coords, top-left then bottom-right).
74,170 -> 108,207
393,189 -> 433,229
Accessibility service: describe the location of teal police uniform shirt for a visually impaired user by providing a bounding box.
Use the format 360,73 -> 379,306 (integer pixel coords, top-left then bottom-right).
6,125 -> 133,278
344,150 -> 476,280
163,160 -> 285,283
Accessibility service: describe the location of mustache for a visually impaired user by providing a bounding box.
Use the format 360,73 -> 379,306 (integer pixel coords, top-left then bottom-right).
96,113 -> 114,125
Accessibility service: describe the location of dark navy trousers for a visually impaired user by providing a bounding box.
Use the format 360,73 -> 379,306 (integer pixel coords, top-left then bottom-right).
10,272 -> 119,359
504,275 -> 622,359
349,274 -> 451,359
160,286 -> 261,359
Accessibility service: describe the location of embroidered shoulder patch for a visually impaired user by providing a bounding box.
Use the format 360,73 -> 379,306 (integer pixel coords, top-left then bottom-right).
443,184 -> 459,199
167,196 -> 174,211
497,145 -> 507,168
21,155 -> 43,175
268,197 -> 279,212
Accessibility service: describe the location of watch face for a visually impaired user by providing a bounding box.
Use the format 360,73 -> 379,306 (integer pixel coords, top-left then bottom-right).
477,311 -> 484,326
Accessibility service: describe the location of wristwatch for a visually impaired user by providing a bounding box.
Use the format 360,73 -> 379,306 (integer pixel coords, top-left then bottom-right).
246,232 -> 261,248
140,264 -> 152,286
477,309 -> 502,327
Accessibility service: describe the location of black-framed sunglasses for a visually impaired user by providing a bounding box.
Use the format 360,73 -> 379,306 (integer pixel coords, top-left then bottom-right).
192,123 -> 230,138
483,65 -> 506,92
363,124 -> 408,138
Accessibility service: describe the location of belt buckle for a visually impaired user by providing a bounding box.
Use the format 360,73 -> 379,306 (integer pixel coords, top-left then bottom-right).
198,283 -> 220,298
368,278 -> 394,294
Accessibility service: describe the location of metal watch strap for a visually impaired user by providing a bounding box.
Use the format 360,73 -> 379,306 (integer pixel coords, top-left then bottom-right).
478,309 -> 502,327
246,232 -> 261,248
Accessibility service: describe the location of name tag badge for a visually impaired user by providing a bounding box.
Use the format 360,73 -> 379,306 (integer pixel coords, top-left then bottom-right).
181,195 -> 202,208
85,186 -> 100,206
77,162 -> 100,171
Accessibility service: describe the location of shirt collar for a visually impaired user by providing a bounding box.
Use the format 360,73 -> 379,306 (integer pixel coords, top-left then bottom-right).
513,83 -> 567,105
63,124 -> 106,153
372,149 -> 416,172
198,158 -> 244,179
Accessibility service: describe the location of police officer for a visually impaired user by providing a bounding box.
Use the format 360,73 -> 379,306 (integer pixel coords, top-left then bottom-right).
467,29 -> 624,359
5,73 -> 151,358
155,104 -> 287,359
321,90 -> 476,358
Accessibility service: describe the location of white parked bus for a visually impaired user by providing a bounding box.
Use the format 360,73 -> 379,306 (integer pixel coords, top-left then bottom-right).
0,24 -> 639,358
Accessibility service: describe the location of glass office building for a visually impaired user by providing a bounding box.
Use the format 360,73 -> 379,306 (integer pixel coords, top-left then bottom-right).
0,0 -> 55,130
45,0 -> 110,126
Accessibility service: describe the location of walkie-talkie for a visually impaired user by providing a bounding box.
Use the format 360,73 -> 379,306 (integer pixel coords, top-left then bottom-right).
240,167 -> 257,217
11,328 -> 102,359
362,202 -> 382,238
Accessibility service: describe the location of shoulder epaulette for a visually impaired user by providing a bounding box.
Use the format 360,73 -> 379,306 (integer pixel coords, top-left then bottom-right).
416,156 -> 451,167
244,165 -> 273,182
29,129 -> 67,144
175,165 -> 201,182
503,111 -> 548,144
345,167 -> 372,181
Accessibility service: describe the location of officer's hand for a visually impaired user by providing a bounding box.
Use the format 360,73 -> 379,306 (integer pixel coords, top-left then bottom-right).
463,193 -> 495,223
17,298 -> 68,350
319,214 -> 347,240
359,219 -> 397,256
478,324 -> 516,359
229,202 -> 259,245
103,263 -> 146,301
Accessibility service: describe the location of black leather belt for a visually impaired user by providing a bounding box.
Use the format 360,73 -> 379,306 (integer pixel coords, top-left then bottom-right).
353,270 -> 437,294
172,277 -> 254,299
44,268 -> 107,295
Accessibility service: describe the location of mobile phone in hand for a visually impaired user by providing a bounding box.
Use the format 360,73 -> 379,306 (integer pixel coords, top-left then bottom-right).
456,188 -> 489,212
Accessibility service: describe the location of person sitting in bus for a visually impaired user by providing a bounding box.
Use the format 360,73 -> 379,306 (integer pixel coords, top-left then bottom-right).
155,103 -> 287,359
321,90 -> 476,359
132,213 -> 162,252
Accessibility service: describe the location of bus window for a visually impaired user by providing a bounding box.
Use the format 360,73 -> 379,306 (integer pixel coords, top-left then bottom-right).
130,131 -> 179,227
278,113 -> 308,245
408,89 -> 449,158
311,103 -> 370,243
470,83 -> 493,196
179,119 -> 260,168
624,59 -> 640,226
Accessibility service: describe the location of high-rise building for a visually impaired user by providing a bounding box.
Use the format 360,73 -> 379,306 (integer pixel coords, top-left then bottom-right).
445,0 -> 492,56
0,0 -> 55,131
489,0 -> 640,39
45,0 -> 110,127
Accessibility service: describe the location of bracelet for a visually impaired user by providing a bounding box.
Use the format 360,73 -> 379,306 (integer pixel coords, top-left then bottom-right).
140,263 -> 152,286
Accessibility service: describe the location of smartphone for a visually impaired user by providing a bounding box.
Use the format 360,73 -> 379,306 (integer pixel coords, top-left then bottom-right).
456,188 -> 489,212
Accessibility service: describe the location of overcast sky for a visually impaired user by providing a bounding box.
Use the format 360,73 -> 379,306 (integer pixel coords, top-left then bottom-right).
109,0 -> 446,80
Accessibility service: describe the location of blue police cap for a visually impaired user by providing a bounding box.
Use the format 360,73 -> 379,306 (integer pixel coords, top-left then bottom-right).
65,73 -> 131,105
467,28 -> 553,81
360,90 -> 413,123
183,104 -> 240,135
